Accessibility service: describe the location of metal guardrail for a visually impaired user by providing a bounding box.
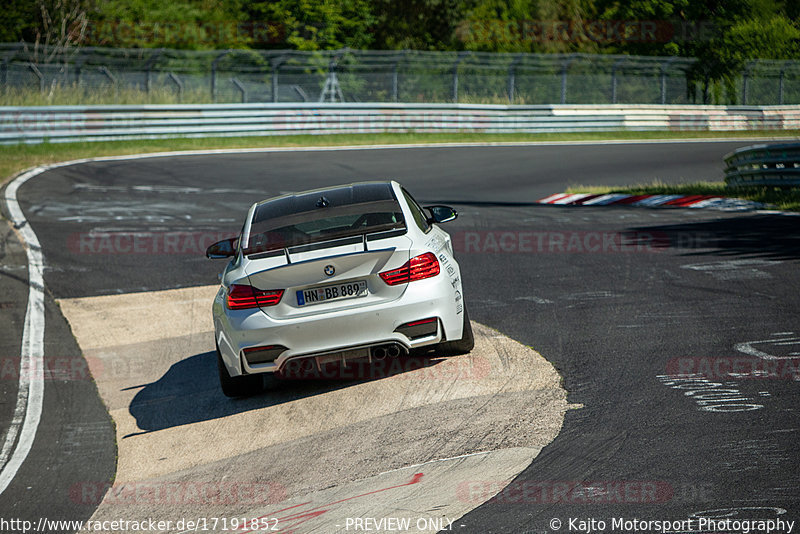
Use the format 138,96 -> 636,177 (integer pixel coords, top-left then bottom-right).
725,143 -> 800,187
1,103 -> 799,145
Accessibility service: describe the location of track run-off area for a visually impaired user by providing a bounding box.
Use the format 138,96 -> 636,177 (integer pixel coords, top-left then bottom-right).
1,139 -> 799,534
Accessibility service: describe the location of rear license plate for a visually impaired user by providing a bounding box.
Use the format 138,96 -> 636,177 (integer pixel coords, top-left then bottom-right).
296,280 -> 368,306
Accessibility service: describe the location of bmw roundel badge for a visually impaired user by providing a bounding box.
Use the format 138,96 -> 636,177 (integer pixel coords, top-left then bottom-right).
324,265 -> 335,276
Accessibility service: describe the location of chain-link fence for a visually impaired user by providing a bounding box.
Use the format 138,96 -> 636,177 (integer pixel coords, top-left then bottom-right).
2,43 -> 799,106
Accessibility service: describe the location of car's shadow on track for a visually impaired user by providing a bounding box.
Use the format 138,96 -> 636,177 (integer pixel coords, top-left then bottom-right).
625,213 -> 800,260
125,351 -> 447,436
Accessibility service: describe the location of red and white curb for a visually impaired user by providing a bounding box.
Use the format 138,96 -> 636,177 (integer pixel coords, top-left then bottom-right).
538,193 -> 765,211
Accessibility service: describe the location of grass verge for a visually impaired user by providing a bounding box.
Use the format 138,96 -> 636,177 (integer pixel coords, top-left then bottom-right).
566,180 -> 800,212
2,129 -> 799,191
3,85 -> 214,106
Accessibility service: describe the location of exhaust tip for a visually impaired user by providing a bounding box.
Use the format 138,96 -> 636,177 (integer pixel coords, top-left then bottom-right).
283,359 -> 301,374
372,343 -> 404,360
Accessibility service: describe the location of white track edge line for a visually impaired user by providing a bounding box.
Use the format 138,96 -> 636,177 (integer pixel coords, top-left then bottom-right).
0,165 -> 48,494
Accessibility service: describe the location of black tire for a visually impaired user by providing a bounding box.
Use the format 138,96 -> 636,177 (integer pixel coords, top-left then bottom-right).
435,306 -> 475,355
217,346 -> 263,398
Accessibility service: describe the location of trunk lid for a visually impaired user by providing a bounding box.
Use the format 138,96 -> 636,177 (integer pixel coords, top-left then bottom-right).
244,234 -> 411,319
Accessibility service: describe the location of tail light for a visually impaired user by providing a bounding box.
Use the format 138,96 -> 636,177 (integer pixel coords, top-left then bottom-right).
379,252 -> 440,286
226,284 -> 284,309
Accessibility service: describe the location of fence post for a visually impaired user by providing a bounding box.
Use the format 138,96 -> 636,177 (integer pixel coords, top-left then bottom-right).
611,58 -> 625,104
99,66 -> 116,84
452,52 -> 468,103
293,85 -> 308,102
211,50 -> 230,102
392,62 -> 399,102
741,62 -> 752,105
660,57 -> 677,105
28,63 -> 44,93
393,51 -> 406,103
2,48 -> 18,92
1,57 -> 9,91
3,47 -> 17,91
270,56 -> 283,103
74,58 -> 83,88
779,61 -> 790,105
144,49 -> 162,95
99,66 -> 117,99
560,55 -> 576,104
231,77 -> 247,103
508,54 -> 522,103
167,72 -> 183,102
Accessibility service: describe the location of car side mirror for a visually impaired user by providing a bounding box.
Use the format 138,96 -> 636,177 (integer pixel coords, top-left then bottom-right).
206,237 -> 237,259
424,205 -> 458,224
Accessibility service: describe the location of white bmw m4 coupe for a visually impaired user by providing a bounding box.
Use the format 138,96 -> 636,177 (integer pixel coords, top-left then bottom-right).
206,181 -> 473,397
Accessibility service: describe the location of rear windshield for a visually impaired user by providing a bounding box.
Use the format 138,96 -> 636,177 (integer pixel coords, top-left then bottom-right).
246,199 -> 406,254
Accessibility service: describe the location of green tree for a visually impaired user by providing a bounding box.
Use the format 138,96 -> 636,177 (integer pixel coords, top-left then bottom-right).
0,0 -> 40,43
598,0 -> 800,103
245,0 -> 375,50
595,0 -> 690,56
87,0 -> 251,49
371,0 -> 476,50
457,0 -> 598,53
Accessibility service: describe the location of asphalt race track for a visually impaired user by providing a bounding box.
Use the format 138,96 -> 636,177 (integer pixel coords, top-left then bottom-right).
2,139 -> 799,533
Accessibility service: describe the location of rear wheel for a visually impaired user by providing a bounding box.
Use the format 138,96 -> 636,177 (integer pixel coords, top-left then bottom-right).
435,306 -> 474,355
217,346 -> 263,398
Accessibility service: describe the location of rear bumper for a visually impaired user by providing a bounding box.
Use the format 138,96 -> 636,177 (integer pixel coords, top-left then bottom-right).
274,339 -> 411,377
213,277 -> 461,377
